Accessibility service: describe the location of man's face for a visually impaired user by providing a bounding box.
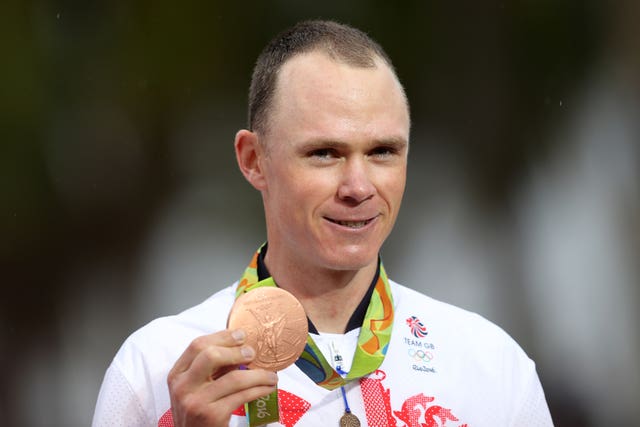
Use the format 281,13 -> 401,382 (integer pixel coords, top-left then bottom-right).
258,51 -> 410,272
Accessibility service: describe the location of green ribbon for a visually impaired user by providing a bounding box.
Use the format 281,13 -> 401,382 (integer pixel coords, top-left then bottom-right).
245,391 -> 279,426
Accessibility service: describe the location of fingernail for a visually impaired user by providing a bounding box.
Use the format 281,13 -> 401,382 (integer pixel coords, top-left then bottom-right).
241,345 -> 255,359
231,329 -> 245,342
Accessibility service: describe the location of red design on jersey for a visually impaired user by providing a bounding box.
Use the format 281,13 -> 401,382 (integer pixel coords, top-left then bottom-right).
394,393 -> 464,427
360,370 -> 397,426
159,371 -> 466,427
157,406 -> 244,426
157,409 -> 173,426
361,369 -> 468,427
278,388 -> 311,427
158,389 -> 310,427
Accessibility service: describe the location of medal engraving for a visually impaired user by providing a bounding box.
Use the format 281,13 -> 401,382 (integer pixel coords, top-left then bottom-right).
228,287 -> 308,371
339,412 -> 361,427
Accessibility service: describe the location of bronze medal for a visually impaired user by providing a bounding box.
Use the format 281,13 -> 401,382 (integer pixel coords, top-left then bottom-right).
228,286 -> 308,371
339,412 -> 361,427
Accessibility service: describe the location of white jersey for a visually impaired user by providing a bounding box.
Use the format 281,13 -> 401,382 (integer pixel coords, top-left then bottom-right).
93,280 -> 553,426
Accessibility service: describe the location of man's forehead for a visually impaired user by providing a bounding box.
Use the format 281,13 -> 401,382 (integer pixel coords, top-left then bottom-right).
256,49 -> 409,143
273,50 -> 406,109
260,51 -> 409,145
277,49 -> 386,83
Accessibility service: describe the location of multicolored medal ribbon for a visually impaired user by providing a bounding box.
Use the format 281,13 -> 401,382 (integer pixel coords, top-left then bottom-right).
234,245 -> 395,426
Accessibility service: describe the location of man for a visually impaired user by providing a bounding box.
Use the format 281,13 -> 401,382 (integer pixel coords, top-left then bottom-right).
93,20 -> 553,426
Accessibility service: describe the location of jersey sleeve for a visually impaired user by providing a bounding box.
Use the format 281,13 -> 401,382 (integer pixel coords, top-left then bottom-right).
92,362 -> 152,427
510,364 -> 554,426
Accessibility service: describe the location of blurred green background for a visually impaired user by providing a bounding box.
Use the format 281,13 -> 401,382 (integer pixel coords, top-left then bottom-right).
2,1 -> 639,426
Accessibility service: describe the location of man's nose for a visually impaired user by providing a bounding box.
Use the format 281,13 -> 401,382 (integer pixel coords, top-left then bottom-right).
337,158 -> 375,204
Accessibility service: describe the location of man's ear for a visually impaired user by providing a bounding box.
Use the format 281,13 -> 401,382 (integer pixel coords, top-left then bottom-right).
234,129 -> 267,191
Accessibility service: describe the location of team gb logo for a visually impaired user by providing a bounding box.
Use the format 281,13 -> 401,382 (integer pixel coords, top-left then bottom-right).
406,316 -> 428,338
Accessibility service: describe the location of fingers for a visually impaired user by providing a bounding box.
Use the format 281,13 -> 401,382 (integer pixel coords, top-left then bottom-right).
171,329 -> 247,375
210,383 -> 279,419
205,368 -> 278,401
188,340 -> 254,382
170,370 -> 278,427
203,369 -> 279,414
168,330 -> 280,427
169,329 -> 255,396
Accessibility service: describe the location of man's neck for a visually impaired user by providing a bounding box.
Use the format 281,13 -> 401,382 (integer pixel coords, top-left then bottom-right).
263,250 -> 378,334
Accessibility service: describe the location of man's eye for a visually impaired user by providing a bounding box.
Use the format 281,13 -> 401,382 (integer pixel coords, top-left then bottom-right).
370,146 -> 396,157
309,148 -> 334,158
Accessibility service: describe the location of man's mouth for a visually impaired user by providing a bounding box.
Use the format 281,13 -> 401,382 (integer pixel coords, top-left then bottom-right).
326,218 -> 374,228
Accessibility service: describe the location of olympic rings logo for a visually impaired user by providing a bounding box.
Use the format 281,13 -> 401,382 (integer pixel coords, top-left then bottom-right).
408,348 -> 434,362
